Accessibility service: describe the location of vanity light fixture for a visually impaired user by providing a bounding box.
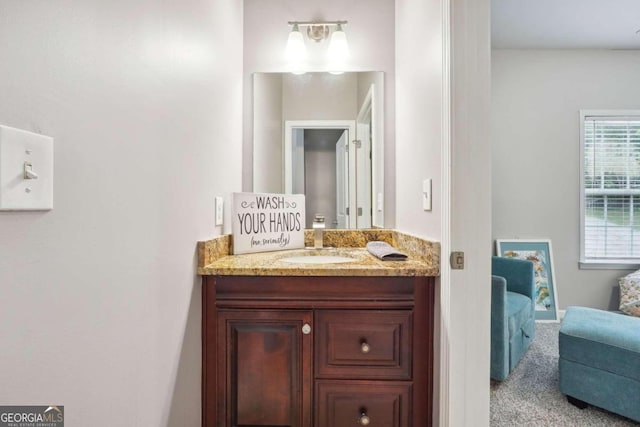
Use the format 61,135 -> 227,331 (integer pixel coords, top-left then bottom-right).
286,20 -> 349,74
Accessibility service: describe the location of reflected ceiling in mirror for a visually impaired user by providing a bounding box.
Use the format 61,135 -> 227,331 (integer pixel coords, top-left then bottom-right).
252,72 -> 384,229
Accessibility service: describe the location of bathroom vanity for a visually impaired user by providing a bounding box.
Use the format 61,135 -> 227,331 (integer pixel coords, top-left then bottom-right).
198,231 -> 440,427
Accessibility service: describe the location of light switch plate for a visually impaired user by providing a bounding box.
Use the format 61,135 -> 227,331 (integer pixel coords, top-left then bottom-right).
215,196 -> 223,226
0,125 -> 53,210
422,178 -> 432,211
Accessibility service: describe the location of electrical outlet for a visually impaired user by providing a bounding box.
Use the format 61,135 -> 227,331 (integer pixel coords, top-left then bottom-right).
215,196 -> 223,226
423,179 -> 432,211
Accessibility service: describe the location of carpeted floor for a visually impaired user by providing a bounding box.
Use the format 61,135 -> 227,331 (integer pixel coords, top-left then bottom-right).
490,322 -> 640,426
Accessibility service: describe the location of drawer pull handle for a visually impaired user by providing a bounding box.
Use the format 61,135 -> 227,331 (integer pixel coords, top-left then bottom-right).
360,341 -> 371,354
359,410 -> 371,425
302,323 -> 311,335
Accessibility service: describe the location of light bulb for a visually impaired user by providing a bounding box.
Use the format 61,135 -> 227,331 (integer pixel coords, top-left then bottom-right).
286,24 -> 307,62
328,24 -> 349,62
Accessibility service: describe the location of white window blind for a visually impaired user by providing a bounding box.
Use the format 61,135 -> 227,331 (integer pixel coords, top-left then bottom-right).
582,112 -> 640,263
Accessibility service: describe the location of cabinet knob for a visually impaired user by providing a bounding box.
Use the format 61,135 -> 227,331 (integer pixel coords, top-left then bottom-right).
302,323 -> 311,335
360,341 -> 371,354
359,411 -> 371,425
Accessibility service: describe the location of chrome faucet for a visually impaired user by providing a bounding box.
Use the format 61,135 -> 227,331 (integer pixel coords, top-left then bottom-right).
312,214 -> 325,249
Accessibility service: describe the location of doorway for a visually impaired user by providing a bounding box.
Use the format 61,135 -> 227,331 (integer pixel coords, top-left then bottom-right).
284,120 -> 373,229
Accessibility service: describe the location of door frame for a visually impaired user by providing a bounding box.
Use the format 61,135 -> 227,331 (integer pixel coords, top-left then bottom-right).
439,0 -> 491,425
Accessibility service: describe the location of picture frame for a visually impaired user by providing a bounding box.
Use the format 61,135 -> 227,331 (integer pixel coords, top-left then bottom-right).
496,239 -> 560,322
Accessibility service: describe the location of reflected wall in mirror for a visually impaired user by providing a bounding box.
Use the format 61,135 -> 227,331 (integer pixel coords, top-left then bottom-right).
253,72 -> 384,229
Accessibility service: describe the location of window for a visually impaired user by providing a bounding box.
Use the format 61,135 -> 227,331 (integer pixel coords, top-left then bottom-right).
581,111 -> 640,267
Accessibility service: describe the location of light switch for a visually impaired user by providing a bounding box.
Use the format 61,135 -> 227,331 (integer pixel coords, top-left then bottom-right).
423,178 -> 432,211
0,125 -> 53,210
215,196 -> 223,226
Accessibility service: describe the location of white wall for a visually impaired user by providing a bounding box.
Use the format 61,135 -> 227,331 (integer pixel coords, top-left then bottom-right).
0,0 -> 243,425
395,0 -> 444,424
282,73 -> 358,119
492,49 -> 640,310
395,0 -> 442,239
253,73 -> 283,193
242,0 -> 396,226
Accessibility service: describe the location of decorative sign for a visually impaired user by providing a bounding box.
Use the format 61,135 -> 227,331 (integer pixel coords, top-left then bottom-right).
232,192 -> 306,254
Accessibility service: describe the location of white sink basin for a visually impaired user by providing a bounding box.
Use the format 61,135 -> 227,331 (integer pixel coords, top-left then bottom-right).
280,255 -> 355,264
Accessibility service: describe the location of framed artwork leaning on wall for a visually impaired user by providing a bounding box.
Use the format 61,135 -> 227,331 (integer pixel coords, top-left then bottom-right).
496,239 -> 560,322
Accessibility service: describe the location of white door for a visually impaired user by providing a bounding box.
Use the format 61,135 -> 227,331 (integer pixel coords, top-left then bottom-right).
335,131 -> 349,229
356,120 -> 372,228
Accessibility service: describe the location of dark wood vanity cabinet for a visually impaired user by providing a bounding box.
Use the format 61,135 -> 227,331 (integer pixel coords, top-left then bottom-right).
202,275 -> 434,427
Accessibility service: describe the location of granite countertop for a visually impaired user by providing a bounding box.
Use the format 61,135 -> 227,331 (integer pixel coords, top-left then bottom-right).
197,230 -> 440,277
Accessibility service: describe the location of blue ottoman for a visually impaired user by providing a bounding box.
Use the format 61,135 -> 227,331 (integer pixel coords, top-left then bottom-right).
559,306 -> 640,422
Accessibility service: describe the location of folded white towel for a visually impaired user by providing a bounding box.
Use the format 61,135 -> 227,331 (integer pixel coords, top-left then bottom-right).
366,241 -> 408,261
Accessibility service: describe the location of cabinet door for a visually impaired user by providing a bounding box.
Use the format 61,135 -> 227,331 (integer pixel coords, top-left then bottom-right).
218,310 -> 313,427
315,380 -> 411,427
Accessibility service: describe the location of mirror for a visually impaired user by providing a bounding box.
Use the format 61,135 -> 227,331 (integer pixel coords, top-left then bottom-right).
252,72 -> 384,229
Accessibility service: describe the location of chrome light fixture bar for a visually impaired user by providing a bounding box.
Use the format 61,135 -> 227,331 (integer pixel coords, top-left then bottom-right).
287,21 -> 348,43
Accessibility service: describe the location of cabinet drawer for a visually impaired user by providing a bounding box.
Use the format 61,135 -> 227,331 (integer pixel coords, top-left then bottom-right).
315,310 -> 412,379
315,380 -> 411,427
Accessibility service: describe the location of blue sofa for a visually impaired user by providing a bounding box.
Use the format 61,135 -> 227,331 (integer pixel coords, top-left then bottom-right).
559,306 -> 640,422
491,256 -> 536,381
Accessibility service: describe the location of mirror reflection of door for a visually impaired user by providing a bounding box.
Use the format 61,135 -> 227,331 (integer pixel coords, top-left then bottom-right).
356,88 -> 374,229
253,73 -> 384,229
335,130 -> 350,229
284,121 -> 374,229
